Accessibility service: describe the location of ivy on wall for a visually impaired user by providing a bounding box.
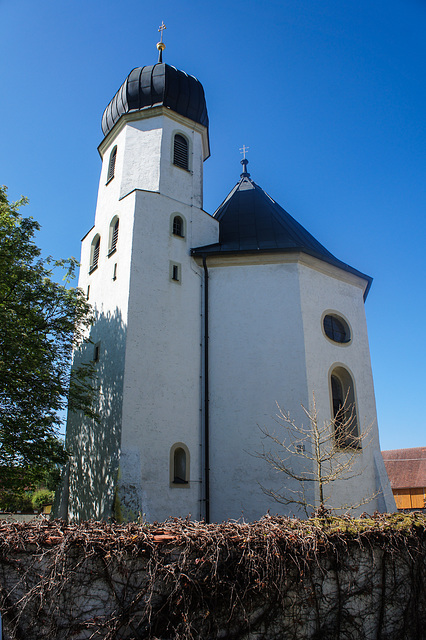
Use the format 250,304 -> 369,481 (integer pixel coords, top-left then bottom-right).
0,513 -> 425,639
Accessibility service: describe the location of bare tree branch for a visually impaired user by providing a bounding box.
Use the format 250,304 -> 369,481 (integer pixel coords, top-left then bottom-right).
256,393 -> 380,515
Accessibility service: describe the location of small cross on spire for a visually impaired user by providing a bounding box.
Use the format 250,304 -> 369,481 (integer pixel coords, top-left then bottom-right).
157,21 -> 166,63
239,145 -> 250,177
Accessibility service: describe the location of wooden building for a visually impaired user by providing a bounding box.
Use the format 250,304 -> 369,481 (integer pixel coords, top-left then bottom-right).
382,447 -> 426,510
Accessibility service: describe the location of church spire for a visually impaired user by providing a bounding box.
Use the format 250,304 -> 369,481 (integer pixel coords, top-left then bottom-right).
157,21 -> 166,63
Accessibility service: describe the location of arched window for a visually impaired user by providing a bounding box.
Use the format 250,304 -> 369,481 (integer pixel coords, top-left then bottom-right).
173,134 -> 189,171
172,215 -> 184,237
108,217 -> 119,254
330,366 -> 360,449
170,443 -> 190,486
90,235 -> 100,273
107,146 -> 117,183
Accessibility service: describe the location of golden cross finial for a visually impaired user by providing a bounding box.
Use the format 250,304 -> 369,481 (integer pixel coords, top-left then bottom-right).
239,145 -> 249,159
157,21 -> 166,62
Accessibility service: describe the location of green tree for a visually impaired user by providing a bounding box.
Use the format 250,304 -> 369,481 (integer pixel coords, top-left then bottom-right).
0,186 -> 95,493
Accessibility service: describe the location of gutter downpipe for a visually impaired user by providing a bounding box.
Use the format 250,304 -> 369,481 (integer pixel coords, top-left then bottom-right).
202,255 -> 210,523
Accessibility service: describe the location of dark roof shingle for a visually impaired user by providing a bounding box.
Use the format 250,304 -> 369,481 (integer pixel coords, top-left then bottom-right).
191,169 -> 372,299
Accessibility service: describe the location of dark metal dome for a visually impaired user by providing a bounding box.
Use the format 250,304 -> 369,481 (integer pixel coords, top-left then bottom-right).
101,63 -> 209,137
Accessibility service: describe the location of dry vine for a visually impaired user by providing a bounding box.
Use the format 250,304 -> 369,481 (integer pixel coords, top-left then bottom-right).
0,513 -> 425,639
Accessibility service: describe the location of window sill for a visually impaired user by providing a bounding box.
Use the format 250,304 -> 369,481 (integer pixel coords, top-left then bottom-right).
89,265 -> 98,274
105,176 -> 115,186
107,248 -> 117,258
172,163 -> 191,174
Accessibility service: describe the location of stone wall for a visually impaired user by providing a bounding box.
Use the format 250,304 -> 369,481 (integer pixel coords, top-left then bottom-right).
0,513 -> 425,639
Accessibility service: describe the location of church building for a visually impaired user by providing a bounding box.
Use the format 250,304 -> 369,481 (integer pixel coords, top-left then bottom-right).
60,40 -> 395,523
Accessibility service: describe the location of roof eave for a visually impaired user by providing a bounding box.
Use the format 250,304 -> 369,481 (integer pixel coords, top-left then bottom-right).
191,246 -> 372,300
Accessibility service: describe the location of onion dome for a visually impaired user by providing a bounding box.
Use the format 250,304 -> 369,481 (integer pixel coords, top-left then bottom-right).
192,159 -> 372,299
101,63 -> 209,137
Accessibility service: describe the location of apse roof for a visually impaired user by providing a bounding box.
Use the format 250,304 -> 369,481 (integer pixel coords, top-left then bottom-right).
101,63 -> 209,138
192,160 -> 372,299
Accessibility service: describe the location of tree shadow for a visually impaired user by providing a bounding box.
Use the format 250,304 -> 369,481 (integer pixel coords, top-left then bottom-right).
55,307 -> 126,521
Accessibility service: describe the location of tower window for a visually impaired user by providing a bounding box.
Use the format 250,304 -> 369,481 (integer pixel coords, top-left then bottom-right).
172,215 -> 184,237
108,217 -> 119,255
89,235 -> 101,273
330,366 -> 359,449
173,134 -> 189,171
170,443 -> 190,486
93,342 -> 101,362
323,314 -> 351,344
170,261 -> 181,283
107,146 -> 117,183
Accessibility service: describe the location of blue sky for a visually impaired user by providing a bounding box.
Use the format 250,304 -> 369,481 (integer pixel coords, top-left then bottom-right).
1,0 -> 425,451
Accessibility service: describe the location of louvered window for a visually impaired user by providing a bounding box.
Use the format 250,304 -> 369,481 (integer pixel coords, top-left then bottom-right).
90,236 -> 100,272
173,215 -> 183,237
111,219 -> 119,252
107,146 -> 117,183
173,134 -> 189,170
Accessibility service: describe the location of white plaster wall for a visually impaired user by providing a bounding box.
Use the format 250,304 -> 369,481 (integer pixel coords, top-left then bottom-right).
119,189 -> 216,522
67,183 -> 136,520
104,115 -> 205,209
207,262 -> 313,522
297,263 -> 392,513
66,105 -> 216,522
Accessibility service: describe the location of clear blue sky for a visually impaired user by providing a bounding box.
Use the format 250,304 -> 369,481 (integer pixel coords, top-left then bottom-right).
1,0 -> 425,451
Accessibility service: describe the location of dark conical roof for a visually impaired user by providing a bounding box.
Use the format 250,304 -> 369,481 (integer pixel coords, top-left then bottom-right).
101,63 -> 209,137
192,163 -> 372,298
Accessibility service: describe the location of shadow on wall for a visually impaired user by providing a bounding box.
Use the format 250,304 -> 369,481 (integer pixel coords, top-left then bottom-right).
55,308 -> 127,522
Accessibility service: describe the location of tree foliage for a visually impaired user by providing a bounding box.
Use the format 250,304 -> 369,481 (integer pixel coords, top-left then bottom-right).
0,186 -> 95,491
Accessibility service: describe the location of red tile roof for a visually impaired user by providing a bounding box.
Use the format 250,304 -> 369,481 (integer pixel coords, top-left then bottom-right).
382,447 -> 426,489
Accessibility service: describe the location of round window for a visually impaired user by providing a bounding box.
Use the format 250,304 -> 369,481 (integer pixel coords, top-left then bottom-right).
323,314 -> 351,344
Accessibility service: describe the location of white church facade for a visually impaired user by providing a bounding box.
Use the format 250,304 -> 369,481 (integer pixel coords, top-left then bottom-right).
60,52 -> 395,523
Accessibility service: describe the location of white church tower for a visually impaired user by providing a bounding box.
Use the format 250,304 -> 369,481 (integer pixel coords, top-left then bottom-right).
60,37 -> 394,522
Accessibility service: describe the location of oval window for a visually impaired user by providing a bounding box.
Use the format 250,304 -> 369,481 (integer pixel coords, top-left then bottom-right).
323,314 -> 351,344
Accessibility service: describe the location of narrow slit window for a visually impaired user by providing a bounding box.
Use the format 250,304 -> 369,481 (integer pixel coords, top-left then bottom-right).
173,134 -> 189,170
172,265 -> 179,281
93,343 -> 100,362
113,263 -> 117,281
107,146 -> 117,183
